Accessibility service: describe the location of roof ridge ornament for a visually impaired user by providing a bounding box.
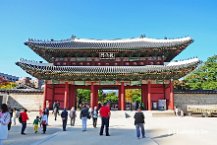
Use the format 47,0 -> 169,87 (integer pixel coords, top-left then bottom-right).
140,34 -> 146,38
71,35 -> 76,40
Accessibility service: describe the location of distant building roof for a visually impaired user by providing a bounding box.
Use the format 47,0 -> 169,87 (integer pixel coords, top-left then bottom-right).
0,72 -> 19,82
0,84 -> 43,93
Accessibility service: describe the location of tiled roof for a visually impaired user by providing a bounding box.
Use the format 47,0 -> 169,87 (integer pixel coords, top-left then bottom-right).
25,36 -> 192,50
16,58 -> 200,81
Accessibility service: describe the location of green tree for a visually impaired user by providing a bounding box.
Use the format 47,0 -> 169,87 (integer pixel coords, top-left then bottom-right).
77,89 -> 90,103
183,55 -> 217,90
132,89 -> 141,102
104,92 -> 118,103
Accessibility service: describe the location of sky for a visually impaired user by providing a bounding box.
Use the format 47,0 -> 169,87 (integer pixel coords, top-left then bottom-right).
0,0 -> 217,78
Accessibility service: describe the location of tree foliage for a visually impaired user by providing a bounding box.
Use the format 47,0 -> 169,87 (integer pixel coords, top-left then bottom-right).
98,90 -> 118,103
0,81 -> 17,89
125,89 -> 141,102
175,55 -> 217,90
77,89 -> 90,103
104,92 -> 118,103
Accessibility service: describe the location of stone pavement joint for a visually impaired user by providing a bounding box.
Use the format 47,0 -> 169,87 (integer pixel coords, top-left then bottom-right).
30,132 -> 59,145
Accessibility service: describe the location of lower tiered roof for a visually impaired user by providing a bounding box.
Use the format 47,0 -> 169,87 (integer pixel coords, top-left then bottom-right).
16,58 -> 200,81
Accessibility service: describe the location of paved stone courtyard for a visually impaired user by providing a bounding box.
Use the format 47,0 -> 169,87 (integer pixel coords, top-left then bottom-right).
3,111 -> 217,145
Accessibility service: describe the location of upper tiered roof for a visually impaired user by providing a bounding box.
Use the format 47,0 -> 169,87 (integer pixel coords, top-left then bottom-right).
24,36 -> 193,62
25,36 -> 192,49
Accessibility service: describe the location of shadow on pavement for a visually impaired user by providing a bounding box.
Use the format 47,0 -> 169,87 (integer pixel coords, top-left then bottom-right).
151,133 -> 175,139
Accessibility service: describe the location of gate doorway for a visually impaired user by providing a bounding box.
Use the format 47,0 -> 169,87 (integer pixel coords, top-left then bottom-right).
125,89 -> 142,110
98,89 -> 119,110
76,89 -> 90,110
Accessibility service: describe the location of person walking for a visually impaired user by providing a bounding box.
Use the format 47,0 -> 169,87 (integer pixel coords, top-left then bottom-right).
99,102 -> 110,136
61,109 -> 68,131
0,104 -> 11,145
80,104 -> 90,131
33,116 -> 40,133
56,101 -> 60,115
134,107 -> 145,139
69,107 -> 76,126
12,108 -> 18,125
41,112 -> 48,134
52,101 -> 57,113
7,108 -> 13,130
20,109 -> 29,135
91,106 -> 98,128
44,107 -> 49,124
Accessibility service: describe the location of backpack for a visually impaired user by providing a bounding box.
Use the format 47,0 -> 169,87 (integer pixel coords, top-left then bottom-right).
61,111 -> 68,120
18,113 -> 22,123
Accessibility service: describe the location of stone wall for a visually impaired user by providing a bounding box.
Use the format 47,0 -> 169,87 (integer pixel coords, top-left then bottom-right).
174,93 -> 217,113
3,91 -> 217,112
7,92 -> 43,111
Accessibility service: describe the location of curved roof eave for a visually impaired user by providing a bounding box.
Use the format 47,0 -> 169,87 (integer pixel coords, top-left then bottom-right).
24,36 -> 193,50
16,58 -> 200,74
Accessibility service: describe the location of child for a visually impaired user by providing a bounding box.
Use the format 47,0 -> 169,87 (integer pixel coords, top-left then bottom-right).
33,116 -> 40,133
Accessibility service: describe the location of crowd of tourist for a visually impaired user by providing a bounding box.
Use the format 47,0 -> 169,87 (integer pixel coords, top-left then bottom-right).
0,102 -> 146,145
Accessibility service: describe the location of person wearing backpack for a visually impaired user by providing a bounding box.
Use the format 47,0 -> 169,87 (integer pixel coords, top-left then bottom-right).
20,109 -> 29,135
61,108 -> 68,131
80,104 -> 90,132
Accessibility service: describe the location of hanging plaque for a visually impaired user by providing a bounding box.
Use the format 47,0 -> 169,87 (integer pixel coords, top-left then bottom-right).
99,52 -> 115,59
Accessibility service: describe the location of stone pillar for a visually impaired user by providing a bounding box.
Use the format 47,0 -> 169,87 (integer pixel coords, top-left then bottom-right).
168,81 -> 174,110
120,82 -> 125,110
147,81 -> 152,110
90,82 -> 95,109
64,82 -> 69,109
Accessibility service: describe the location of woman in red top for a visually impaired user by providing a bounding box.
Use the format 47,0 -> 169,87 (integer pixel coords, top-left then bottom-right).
20,109 -> 29,135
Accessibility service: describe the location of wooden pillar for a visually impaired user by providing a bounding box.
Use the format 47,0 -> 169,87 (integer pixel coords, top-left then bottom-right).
147,81 -> 152,110
94,86 -> 98,108
168,81 -> 174,110
51,84 -> 54,107
43,81 -> 47,110
64,82 -> 69,109
120,82 -> 125,110
141,84 -> 148,110
118,86 -> 121,110
70,84 -> 76,108
90,82 -> 95,109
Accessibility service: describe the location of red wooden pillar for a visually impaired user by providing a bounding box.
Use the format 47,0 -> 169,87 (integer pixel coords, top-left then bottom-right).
64,82 -> 69,109
43,81 -> 48,110
168,81 -> 174,110
147,81 -> 152,110
141,84 -> 148,110
120,82 -> 125,110
90,82 -> 95,109
94,86 -> 98,108
118,86 -> 121,110
70,84 -> 76,108
51,84 -> 54,107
